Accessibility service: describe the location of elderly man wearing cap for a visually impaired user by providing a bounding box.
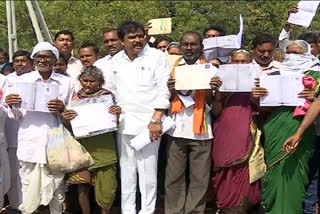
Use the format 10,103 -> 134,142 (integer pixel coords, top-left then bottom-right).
4,42 -> 74,214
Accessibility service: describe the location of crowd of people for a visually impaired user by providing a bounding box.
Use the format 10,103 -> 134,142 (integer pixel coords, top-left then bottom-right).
1,4 -> 320,214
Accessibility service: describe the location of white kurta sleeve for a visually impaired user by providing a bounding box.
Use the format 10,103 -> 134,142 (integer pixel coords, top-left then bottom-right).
153,53 -> 171,110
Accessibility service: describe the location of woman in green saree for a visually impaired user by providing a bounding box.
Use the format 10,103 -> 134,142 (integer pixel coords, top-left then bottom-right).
252,40 -> 320,214
62,66 -> 120,214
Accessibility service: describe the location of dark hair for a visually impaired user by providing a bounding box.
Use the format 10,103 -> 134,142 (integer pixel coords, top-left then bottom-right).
0,48 -> 9,59
203,25 -> 226,36
1,63 -> 14,75
118,20 -> 145,41
298,32 -> 319,45
180,31 -> 203,44
252,33 -> 277,48
104,28 -> 118,35
154,35 -> 173,48
58,52 -> 68,64
54,30 -> 75,41
13,50 -> 32,61
79,42 -> 99,54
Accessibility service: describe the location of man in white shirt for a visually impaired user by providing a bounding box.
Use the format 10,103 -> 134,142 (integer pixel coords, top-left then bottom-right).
106,20 -> 170,214
79,42 -> 100,67
54,30 -> 83,90
165,31 -> 214,214
5,50 -> 33,212
5,42 -> 74,214
95,28 -> 123,67
94,28 -> 123,92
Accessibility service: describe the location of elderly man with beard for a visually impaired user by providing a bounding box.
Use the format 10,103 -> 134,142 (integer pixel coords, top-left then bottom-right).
166,31 -> 216,214
106,20 -> 170,214
5,42 -> 74,214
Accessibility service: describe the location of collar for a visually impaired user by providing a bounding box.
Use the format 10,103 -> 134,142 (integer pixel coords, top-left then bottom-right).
29,70 -> 62,83
253,60 -> 281,71
178,58 -> 201,66
68,55 -> 79,63
122,43 -> 151,61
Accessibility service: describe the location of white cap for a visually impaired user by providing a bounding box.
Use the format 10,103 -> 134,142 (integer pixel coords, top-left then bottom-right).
31,42 -> 59,60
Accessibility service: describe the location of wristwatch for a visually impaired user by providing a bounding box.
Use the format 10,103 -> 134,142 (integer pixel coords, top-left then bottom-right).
151,119 -> 162,125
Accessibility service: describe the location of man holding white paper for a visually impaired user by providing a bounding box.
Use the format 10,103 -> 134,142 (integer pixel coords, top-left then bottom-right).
4,42 -> 74,214
105,21 -> 170,214
166,31 -> 216,214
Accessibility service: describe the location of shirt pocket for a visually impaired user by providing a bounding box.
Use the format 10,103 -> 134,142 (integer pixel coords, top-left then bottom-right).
136,64 -> 155,87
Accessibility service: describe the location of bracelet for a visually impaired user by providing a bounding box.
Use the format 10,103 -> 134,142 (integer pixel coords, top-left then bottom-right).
151,119 -> 162,125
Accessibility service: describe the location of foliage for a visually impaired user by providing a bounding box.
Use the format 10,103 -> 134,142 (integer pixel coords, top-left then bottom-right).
1,0 -> 320,57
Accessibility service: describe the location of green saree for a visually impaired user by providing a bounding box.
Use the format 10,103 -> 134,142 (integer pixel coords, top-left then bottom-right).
263,71 -> 320,214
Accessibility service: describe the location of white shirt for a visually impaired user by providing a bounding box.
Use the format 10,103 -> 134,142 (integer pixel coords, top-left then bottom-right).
66,56 -> 83,92
166,59 -> 213,140
106,45 -> 171,135
5,71 -> 74,163
94,54 -> 116,93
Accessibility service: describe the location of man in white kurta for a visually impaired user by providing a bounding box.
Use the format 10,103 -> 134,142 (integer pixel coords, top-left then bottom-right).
5,42 -> 74,214
106,21 -> 170,214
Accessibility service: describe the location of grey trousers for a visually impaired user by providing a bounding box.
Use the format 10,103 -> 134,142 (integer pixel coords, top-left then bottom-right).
165,136 -> 212,214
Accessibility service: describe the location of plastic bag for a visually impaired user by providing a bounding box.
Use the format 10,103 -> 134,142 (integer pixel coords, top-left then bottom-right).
46,124 -> 95,173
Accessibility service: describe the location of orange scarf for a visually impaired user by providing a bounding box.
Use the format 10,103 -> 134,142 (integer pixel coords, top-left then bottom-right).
171,57 -> 207,134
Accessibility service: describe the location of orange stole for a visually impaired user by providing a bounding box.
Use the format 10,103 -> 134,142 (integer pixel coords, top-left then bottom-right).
171,57 -> 208,134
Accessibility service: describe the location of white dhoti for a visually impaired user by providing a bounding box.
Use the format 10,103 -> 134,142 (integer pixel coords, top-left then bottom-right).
0,137 -> 10,209
19,161 -> 65,214
7,148 -> 22,209
117,133 -> 160,214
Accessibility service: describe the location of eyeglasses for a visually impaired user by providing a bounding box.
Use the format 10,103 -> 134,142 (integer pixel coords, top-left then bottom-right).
34,54 -> 53,61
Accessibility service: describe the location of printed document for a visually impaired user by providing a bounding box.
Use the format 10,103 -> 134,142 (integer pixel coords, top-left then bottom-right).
12,82 -> 59,112
175,63 -> 218,90
288,1 -> 320,27
218,64 -> 260,92
260,74 -> 305,106
69,95 -> 117,138
148,18 -> 172,35
130,116 -> 175,151
203,14 -> 244,60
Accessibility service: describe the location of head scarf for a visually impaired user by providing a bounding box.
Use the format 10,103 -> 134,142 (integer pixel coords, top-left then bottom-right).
280,40 -> 319,74
31,42 -> 59,60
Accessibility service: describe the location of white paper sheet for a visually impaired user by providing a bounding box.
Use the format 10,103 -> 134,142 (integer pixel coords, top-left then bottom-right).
203,15 -> 244,61
130,116 -> 175,151
148,18 -> 172,35
177,94 -> 195,108
260,74 -> 305,106
175,63 -> 218,90
12,82 -> 59,112
288,1 -> 320,27
217,64 -> 260,92
69,95 -> 117,138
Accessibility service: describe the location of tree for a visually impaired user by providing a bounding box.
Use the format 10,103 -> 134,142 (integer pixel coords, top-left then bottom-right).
2,0 -> 320,57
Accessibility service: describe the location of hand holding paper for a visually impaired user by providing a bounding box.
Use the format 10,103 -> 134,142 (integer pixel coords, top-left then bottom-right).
175,63 -> 218,90
130,116 -> 175,151
148,18 -> 172,35
288,1 -> 320,27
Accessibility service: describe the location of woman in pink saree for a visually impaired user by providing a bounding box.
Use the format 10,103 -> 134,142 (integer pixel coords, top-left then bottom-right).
211,50 -> 261,213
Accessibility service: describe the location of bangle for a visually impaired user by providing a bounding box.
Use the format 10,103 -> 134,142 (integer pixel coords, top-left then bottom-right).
151,119 -> 162,125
